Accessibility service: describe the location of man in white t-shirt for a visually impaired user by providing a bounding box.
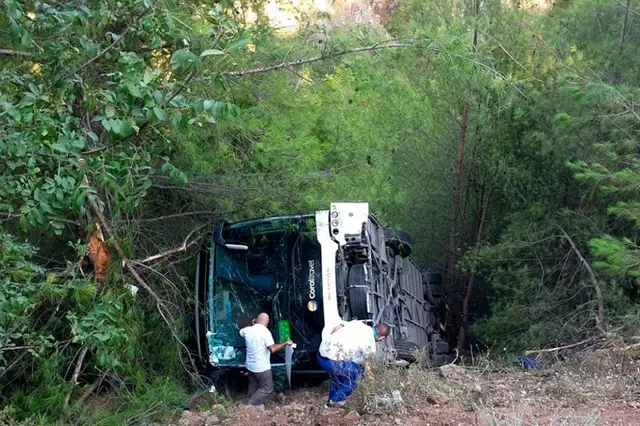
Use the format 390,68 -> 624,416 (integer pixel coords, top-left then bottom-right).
239,313 -> 293,405
317,320 -> 390,406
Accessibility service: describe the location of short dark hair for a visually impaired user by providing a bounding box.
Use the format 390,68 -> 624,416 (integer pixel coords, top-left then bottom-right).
374,322 -> 391,338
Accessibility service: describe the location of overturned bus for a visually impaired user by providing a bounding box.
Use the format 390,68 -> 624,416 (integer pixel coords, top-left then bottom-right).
193,203 -> 450,376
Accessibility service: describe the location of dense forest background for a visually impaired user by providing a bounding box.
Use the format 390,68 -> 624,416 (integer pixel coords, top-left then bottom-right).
2,0 -> 640,423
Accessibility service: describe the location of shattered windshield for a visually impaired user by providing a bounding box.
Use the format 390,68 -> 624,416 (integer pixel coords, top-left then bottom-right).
208,218 -> 315,365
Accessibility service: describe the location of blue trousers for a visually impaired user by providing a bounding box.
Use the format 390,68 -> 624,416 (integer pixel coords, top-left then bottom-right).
317,353 -> 364,403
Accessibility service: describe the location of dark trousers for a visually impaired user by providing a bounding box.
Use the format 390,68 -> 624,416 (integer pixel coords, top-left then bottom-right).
317,353 -> 364,403
247,369 -> 273,406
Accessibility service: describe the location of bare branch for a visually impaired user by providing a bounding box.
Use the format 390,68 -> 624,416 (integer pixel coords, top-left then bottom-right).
222,42 -> 412,77
558,227 -> 606,333
165,29 -> 227,106
0,345 -> 36,352
74,372 -> 106,408
133,224 -> 206,264
78,169 -> 202,383
64,345 -> 89,407
615,0 -> 640,17
75,1 -> 156,73
134,210 -> 217,223
0,351 -> 28,381
0,48 -> 33,56
523,337 -> 601,356
0,213 -> 80,226
76,28 -> 132,72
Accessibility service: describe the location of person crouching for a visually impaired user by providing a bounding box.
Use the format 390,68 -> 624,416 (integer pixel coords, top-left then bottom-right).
317,320 -> 390,407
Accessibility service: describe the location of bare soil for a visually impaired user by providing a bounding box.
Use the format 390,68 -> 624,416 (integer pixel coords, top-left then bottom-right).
176,348 -> 640,426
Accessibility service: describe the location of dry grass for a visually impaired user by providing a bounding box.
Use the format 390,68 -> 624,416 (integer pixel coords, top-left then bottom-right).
348,353 -> 460,414
343,345 -> 640,425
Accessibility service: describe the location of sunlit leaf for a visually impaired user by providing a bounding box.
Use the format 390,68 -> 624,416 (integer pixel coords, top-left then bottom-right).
200,49 -> 224,57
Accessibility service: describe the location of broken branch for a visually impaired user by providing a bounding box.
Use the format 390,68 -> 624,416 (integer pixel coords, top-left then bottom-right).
79,170 -> 201,382
0,48 -> 33,56
133,224 -> 206,264
523,337 -> 601,356
76,28 -> 131,72
222,42 -> 412,77
558,227 -> 605,333
74,372 -> 106,408
165,29 -> 226,105
64,345 -> 89,407
75,1 -> 156,73
134,210 -> 217,223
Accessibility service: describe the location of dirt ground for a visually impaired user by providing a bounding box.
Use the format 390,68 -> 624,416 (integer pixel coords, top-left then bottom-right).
175,348 -> 640,426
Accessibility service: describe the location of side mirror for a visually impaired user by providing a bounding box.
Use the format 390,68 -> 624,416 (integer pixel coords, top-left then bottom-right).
214,221 -> 249,251
225,243 -> 249,251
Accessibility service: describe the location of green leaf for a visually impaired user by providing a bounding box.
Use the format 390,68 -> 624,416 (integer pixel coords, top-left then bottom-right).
126,83 -> 142,98
74,192 -> 87,210
153,107 -> 166,121
200,49 -> 224,57
19,215 -> 28,232
226,38 -> 251,52
87,132 -> 99,142
105,104 -> 116,118
110,119 -> 124,135
2,102 -> 21,121
102,118 -> 113,132
33,209 -> 45,226
143,68 -> 156,85
52,143 -> 69,154
170,49 -> 198,71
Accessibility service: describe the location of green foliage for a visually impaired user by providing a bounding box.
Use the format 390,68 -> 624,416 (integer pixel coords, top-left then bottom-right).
0,0 -> 247,234
3,0 -> 640,420
1,230 -> 76,369
0,407 -> 40,426
79,378 -> 188,426
0,228 -> 186,419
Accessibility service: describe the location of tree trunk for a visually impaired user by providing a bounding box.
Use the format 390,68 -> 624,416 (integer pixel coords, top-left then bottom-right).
447,103 -> 470,283
456,192 -> 489,352
618,0 -> 632,58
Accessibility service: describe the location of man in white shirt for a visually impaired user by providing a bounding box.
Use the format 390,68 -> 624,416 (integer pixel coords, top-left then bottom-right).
317,320 -> 390,406
239,312 -> 293,406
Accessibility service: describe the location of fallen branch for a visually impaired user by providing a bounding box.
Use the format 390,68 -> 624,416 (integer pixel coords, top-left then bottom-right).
133,224 -> 206,264
74,372 -> 107,408
0,345 -> 37,351
0,48 -> 33,56
134,210 -> 217,223
222,42 -> 412,77
0,213 -> 80,226
0,351 -> 28,381
78,166 -> 201,383
523,337 -> 601,356
64,345 -> 89,407
610,342 -> 640,351
558,227 -> 605,333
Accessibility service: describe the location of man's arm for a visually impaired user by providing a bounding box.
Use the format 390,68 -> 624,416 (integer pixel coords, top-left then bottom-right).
267,340 -> 293,353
